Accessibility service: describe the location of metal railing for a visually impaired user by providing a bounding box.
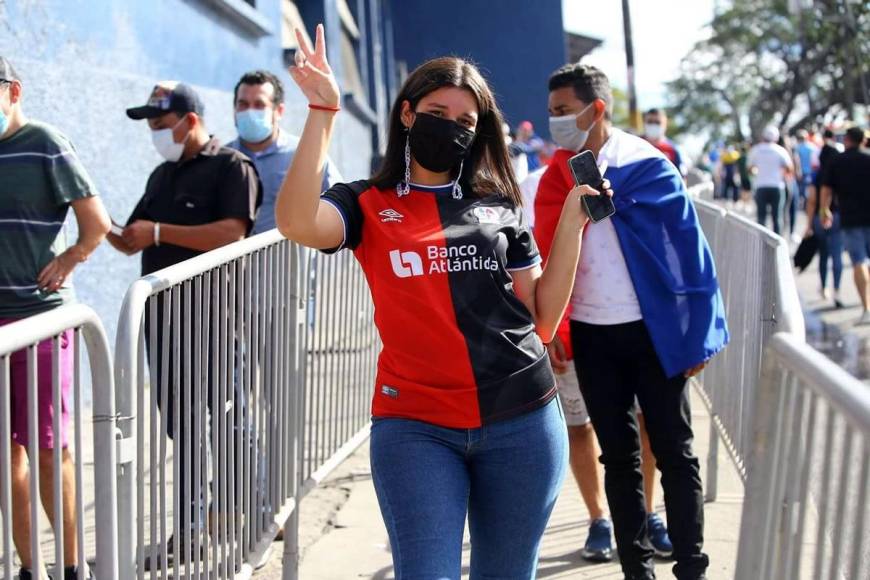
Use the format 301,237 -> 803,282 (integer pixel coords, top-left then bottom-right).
692,190 -> 805,501
113,230 -> 377,579
736,332 -> 870,580
0,303 -> 119,579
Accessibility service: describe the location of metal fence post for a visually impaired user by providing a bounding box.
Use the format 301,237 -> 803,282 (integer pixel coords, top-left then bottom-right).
80,311 -> 121,579
736,346 -> 786,578
114,281 -> 152,579
282,243 -> 306,580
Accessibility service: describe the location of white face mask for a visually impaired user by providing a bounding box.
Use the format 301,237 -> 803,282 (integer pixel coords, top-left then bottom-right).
151,117 -> 189,162
644,123 -> 664,141
549,103 -> 595,152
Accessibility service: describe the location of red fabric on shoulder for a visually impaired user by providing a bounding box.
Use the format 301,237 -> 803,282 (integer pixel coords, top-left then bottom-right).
532,149 -> 577,360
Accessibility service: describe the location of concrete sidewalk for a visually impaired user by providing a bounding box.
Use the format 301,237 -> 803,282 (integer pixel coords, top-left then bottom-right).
254,387 -> 744,579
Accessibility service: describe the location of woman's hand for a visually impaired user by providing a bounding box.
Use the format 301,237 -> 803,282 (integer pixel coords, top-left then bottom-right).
563,179 -> 614,226
289,24 -> 340,109
546,335 -> 569,375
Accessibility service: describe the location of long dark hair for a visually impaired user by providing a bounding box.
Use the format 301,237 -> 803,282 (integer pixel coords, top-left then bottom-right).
370,57 -> 523,206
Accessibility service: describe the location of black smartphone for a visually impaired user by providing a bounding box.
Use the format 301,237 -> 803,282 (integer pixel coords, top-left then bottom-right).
568,150 -> 615,223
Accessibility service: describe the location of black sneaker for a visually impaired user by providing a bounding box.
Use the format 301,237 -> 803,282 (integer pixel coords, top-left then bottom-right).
142,533 -> 205,571
63,566 -> 94,579
18,568 -> 55,580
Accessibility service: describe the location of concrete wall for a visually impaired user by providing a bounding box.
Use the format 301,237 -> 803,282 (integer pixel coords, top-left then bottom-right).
0,0 -> 374,346
390,0 -> 566,135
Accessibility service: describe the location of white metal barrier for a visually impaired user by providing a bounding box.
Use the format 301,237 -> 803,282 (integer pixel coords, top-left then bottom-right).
5,183 -> 866,580
737,332 -> 870,580
0,304 -> 119,579
692,190 -> 805,500
113,230 -> 377,579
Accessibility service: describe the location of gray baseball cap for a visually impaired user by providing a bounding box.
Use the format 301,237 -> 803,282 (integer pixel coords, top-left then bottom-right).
0,56 -> 20,83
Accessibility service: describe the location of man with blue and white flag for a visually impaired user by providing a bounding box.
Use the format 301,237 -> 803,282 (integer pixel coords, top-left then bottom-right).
534,63 -> 729,580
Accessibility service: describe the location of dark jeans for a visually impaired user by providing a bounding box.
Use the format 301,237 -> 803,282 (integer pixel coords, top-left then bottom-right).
722,174 -> 740,202
814,214 -> 844,291
755,186 -> 784,235
787,181 -> 799,235
144,292 -> 247,534
571,320 -> 708,580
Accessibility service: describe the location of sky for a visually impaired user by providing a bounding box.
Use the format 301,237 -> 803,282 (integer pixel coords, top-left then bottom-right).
562,0 -> 717,110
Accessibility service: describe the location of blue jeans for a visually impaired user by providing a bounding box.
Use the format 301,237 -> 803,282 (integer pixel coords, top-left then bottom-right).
844,226 -> 870,266
756,186 -> 785,235
813,214 -> 843,291
370,398 -> 568,580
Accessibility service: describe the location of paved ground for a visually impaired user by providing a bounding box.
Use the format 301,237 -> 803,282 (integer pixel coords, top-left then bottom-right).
728,198 -> 870,382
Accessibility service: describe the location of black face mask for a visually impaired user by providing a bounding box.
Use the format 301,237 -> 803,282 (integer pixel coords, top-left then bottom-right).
409,112 -> 476,173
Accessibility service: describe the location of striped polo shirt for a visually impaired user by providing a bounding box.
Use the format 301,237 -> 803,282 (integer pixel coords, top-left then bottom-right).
0,121 -> 98,317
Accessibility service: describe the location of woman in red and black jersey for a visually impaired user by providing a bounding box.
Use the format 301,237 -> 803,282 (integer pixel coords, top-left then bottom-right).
276,25 -> 611,578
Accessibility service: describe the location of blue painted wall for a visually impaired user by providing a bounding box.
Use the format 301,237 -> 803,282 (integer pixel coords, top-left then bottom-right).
0,0 -> 565,351
390,0 -> 566,138
0,0 -> 376,348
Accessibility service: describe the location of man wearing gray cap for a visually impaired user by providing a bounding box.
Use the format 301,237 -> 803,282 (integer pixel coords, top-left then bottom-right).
107,81 -> 261,568
0,55 -> 110,580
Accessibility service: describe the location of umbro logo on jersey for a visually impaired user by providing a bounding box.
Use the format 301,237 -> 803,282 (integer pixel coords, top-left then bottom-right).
389,249 -> 424,278
379,208 -> 404,223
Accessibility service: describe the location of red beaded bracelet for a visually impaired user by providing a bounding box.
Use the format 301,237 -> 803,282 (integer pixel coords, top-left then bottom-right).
309,103 -> 341,112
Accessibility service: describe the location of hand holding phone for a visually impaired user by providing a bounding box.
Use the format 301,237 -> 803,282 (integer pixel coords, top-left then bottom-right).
568,150 -> 615,223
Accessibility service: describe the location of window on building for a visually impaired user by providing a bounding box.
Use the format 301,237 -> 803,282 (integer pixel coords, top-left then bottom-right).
198,0 -> 271,37
282,1 -> 312,68
337,0 -> 367,104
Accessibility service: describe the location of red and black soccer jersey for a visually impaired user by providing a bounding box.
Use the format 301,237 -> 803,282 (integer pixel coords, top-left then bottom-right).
322,180 -> 556,428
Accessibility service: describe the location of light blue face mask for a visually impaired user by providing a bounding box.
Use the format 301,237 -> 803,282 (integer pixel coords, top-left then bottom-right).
0,82 -> 10,137
236,108 -> 274,143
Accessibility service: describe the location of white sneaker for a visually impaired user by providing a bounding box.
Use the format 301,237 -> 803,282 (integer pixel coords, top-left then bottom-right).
858,310 -> 870,326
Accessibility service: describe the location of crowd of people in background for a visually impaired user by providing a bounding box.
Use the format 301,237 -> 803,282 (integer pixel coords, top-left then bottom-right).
703,123 -> 870,321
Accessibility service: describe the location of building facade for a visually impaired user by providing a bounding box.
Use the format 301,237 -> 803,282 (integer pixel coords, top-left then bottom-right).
0,0 -> 568,342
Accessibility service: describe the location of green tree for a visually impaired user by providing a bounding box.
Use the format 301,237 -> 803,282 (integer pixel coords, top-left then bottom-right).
666,0 -> 869,141
611,86 -> 631,129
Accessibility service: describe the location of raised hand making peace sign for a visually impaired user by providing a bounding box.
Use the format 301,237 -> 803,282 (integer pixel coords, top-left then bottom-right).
289,24 -> 340,110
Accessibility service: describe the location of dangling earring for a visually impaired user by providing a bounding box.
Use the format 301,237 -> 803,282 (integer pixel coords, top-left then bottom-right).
452,160 -> 464,200
397,134 -> 411,197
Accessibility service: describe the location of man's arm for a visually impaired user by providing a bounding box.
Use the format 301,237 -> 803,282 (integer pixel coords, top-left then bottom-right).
820,185 -> 835,228
106,223 -> 137,255
122,218 -> 248,253
38,196 -> 111,292
780,146 -> 795,178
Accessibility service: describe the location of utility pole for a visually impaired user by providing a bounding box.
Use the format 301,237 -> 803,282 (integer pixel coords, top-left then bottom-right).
622,0 -> 640,131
